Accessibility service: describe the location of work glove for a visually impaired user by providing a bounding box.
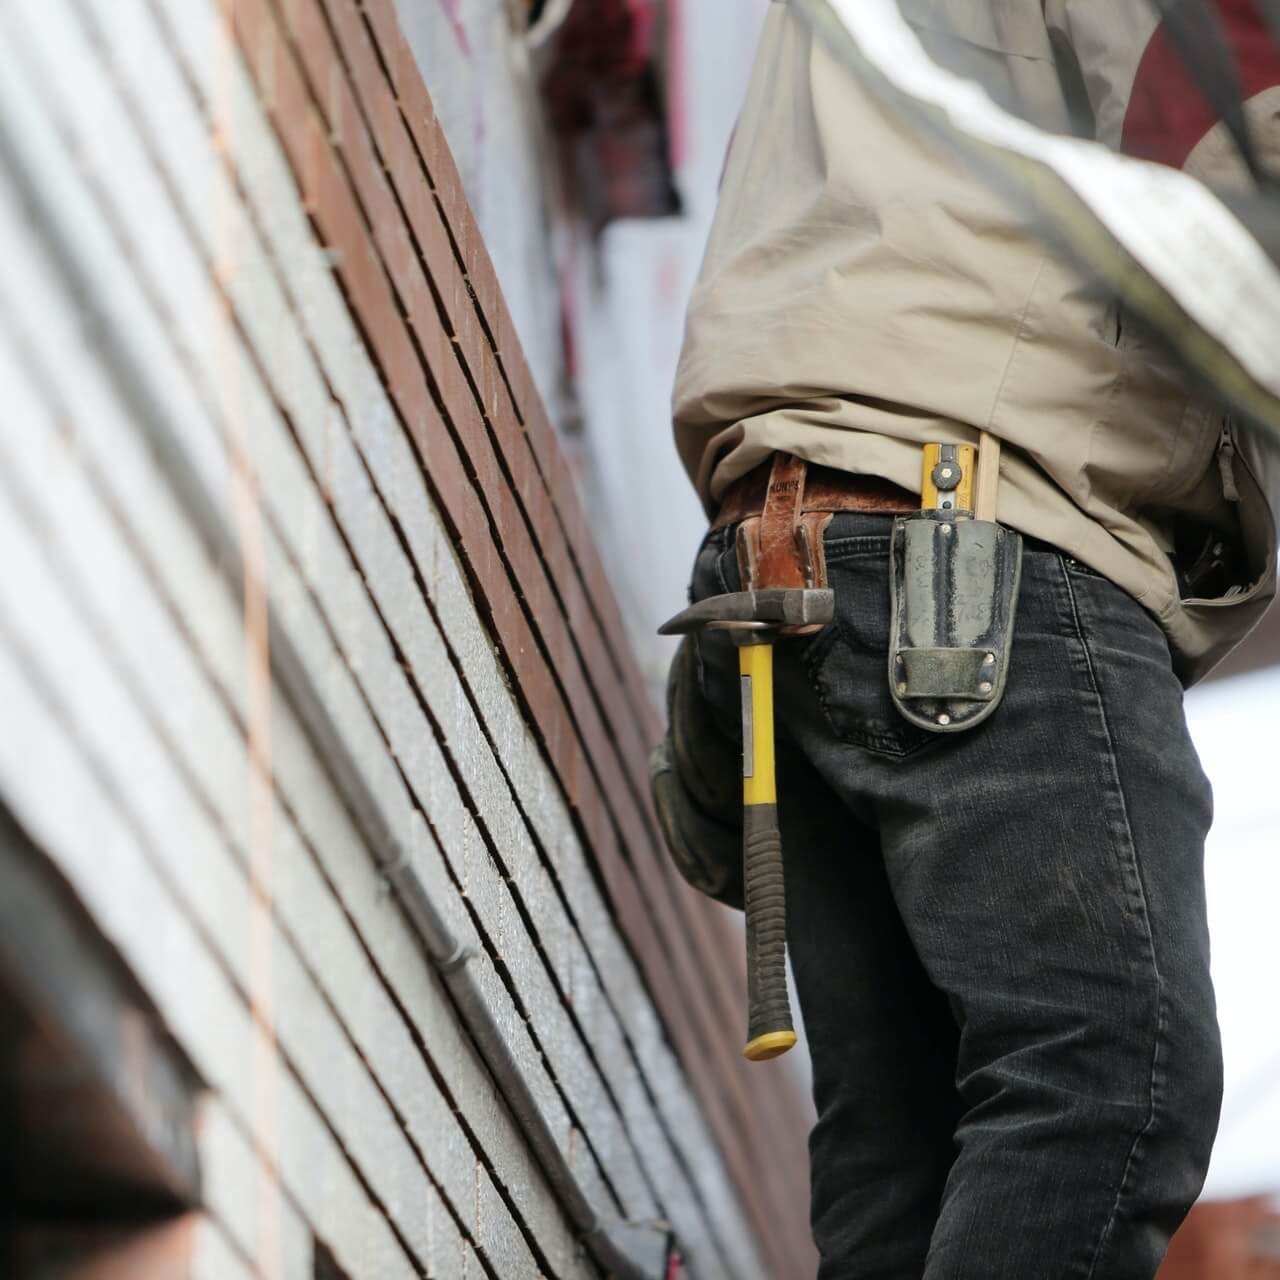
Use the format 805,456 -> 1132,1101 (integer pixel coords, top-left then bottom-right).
649,635 -> 744,910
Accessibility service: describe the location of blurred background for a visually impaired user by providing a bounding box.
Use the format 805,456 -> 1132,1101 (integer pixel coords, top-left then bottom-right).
0,0 -> 1276,1275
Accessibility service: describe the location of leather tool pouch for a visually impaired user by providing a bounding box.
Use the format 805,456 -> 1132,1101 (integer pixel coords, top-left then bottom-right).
735,454 -> 832,600
888,514 -> 1023,733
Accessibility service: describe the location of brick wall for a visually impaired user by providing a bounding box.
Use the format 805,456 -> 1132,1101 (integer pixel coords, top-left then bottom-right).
0,0 -> 815,1276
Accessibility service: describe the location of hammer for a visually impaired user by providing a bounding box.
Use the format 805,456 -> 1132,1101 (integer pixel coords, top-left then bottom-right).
660,587 -> 834,1060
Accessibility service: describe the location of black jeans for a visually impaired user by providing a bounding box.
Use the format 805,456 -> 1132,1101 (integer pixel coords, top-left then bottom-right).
691,513 -> 1222,1280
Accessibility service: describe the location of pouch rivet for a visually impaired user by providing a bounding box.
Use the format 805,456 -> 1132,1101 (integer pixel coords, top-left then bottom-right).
937,713 -> 951,726
984,652 -> 995,665
897,682 -> 908,696
979,681 -> 993,694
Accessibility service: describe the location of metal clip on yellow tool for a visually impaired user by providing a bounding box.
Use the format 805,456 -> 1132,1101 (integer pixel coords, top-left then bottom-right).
921,442 -> 976,514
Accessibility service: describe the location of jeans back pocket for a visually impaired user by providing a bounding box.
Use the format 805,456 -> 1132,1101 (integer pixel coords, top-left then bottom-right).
804,536 -> 935,758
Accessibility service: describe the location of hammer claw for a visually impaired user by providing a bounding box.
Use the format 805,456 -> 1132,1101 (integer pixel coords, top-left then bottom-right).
659,588 -> 834,637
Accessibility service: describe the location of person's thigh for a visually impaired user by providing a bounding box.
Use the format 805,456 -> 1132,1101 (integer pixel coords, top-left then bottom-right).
779,747 -> 963,1280
863,544 -> 1223,1280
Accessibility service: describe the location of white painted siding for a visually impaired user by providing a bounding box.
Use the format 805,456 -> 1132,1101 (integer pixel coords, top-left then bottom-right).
0,1 -> 769,1275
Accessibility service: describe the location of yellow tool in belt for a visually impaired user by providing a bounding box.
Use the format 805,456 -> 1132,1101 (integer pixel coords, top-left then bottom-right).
921,443 -> 975,514
659,584 -> 834,1060
920,434 -> 1000,519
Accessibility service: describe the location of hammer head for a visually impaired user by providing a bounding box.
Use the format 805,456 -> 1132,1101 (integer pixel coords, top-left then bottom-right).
658,588 -> 835,637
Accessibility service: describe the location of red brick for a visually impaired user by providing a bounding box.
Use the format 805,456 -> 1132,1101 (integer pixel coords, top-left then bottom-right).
235,1 -> 813,1257
350,5 -> 655,742
323,4 -> 663,764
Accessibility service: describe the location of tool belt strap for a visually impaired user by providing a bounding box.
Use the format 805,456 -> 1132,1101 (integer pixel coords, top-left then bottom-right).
756,453 -> 808,590
714,458 -> 917,531
718,455 -> 916,592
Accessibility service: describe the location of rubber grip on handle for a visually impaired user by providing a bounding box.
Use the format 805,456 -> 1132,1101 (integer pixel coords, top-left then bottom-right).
742,802 -> 795,1061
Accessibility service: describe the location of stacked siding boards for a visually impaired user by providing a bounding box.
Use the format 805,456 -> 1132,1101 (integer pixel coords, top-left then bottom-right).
0,0 -> 817,1277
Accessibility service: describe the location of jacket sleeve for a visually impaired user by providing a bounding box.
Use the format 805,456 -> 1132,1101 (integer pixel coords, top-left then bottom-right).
1042,0 -> 1280,181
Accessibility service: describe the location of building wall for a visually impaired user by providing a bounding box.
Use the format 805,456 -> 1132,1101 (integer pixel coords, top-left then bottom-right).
391,0 -> 567,425
0,0 -> 814,1276
387,0 -> 773,700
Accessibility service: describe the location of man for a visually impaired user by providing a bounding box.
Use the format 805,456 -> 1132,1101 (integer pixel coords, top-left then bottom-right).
660,2 -> 1279,1276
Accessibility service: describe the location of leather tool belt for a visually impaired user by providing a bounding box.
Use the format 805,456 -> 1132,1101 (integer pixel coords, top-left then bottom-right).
715,450 -> 1023,732
715,455 -> 916,601
713,458 -> 916,531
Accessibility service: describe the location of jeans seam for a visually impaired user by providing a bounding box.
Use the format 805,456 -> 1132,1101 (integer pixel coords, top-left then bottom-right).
1060,562 -> 1168,1280
714,549 -> 731,596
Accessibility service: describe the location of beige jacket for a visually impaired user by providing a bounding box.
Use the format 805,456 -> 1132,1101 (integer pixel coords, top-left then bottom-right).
673,0 -> 1279,684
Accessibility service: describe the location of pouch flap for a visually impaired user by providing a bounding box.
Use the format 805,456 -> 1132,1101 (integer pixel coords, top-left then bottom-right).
898,647 -> 994,700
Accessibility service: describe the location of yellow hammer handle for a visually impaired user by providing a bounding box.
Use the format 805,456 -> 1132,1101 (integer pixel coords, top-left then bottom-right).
739,641 -> 796,1062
